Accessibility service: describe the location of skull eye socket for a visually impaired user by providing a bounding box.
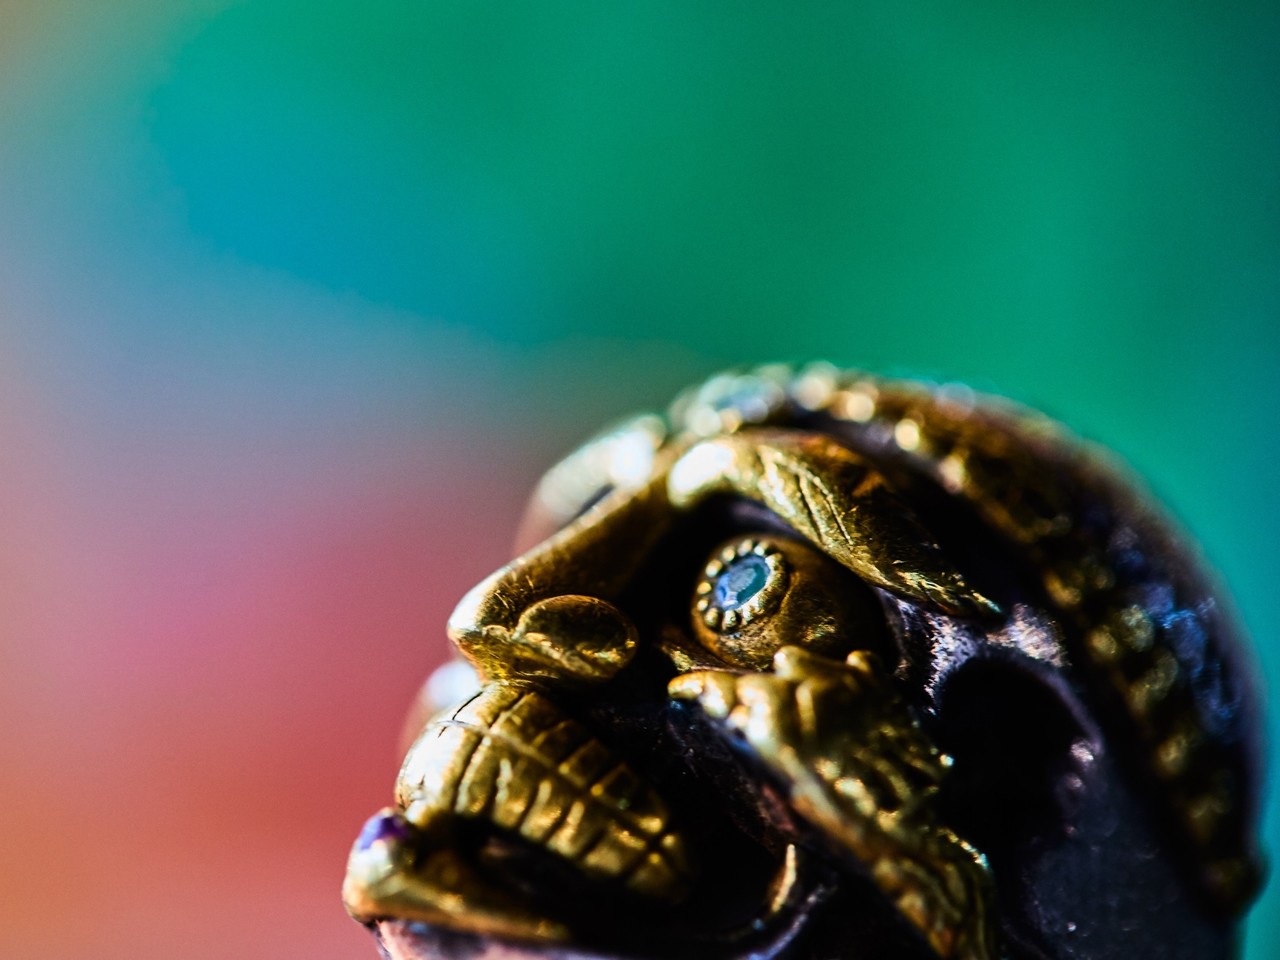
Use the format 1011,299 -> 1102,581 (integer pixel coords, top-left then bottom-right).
695,539 -> 789,634
688,532 -> 887,671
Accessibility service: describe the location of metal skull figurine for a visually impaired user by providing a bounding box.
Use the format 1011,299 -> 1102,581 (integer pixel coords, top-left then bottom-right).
344,365 -> 1264,960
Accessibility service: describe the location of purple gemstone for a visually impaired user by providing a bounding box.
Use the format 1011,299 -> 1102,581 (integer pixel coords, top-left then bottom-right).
356,811 -> 412,851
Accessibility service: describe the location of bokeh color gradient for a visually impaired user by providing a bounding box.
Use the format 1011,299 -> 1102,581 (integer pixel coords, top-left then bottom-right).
1,3 -> 1276,958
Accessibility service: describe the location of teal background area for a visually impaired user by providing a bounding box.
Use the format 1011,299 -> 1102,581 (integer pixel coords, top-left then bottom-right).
0,2 -> 1276,957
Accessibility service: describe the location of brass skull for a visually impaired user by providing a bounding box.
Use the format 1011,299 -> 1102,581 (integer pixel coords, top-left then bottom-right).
344,365 -> 1262,960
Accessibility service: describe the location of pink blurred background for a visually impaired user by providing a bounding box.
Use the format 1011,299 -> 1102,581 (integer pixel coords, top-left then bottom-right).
0,305 -> 702,957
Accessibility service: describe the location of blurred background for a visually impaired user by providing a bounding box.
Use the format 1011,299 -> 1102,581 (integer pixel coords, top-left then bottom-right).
0,2 -> 1276,957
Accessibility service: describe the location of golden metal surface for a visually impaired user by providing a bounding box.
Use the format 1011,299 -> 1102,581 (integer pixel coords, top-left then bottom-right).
346,684 -> 693,940
343,809 -> 571,942
347,444 -> 694,940
398,685 -> 691,896
345,362 -> 1259,954
670,646 -> 996,960
448,464 -> 674,687
668,429 -> 999,619
796,366 -> 1261,909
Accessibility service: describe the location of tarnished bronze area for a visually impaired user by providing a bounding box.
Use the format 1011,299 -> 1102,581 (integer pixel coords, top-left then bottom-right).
344,364 -> 1263,960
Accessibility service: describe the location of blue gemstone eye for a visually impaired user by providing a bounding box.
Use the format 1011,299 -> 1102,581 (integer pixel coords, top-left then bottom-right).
695,538 -> 788,633
714,555 -> 771,610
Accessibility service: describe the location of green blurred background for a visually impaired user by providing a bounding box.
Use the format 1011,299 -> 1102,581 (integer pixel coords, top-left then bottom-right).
0,2 -> 1275,957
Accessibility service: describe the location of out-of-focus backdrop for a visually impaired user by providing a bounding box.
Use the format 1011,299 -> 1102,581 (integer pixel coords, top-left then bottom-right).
0,3 -> 1276,958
